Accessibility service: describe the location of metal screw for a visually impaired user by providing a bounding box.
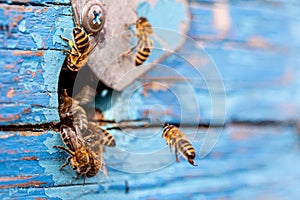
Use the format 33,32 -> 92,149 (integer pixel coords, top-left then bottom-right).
82,0 -> 105,34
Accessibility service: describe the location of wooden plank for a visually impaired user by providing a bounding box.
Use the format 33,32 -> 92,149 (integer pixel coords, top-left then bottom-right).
1,125 -> 300,199
0,50 -> 63,125
99,40 -> 297,123
0,3 -> 71,125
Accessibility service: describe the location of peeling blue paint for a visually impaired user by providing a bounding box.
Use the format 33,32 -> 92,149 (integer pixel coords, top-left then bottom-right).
30,33 -> 43,49
18,19 -> 26,33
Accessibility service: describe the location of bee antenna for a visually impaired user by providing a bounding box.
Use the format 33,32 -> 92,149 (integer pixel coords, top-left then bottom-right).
70,0 -> 81,26
131,8 -> 139,18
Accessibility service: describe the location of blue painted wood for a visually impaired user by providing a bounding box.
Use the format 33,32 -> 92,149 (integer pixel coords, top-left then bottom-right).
1,125 -> 300,199
0,2 -> 73,125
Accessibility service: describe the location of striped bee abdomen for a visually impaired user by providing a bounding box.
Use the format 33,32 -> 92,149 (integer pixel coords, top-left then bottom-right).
100,128 -> 116,147
135,46 -> 152,66
176,138 -> 196,165
73,27 -> 90,53
86,157 -> 100,178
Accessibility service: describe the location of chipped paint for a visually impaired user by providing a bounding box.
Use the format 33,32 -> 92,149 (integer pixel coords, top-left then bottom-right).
18,131 -> 45,137
30,33 -> 43,49
0,176 -> 33,182
0,180 -> 46,189
22,107 -> 31,114
3,64 -> 16,69
6,87 -> 15,98
18,18 -> 26,33
0,132 -> 15,139
0,114 -> 20,122
20,156 -> 38,161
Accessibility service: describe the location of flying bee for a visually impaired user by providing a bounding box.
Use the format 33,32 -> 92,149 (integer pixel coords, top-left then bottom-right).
58,89 -> 88,133
53,125 -> 91,180
81,122 -> 116,177
61,2 -> 101,71
122,16 -> 153,66
162,124 -> 197,166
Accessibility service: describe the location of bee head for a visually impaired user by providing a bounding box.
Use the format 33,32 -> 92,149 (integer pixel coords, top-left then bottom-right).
137,17 -> 147,24
73,27 -> 83,36
136,17 -> 148,29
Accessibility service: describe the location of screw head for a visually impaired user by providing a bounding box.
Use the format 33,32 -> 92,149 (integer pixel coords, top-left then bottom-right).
82,0 -> 105,34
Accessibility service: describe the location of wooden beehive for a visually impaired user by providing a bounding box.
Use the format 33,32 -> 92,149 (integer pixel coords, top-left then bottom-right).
1,0 -> 300,199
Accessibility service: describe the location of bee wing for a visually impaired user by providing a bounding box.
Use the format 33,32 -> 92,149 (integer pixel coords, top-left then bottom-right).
74,85 -> 97,105
151,31 -> 172,51
146,34 -> 153,50
86,32 -> 103,55
94,158 -> 109,179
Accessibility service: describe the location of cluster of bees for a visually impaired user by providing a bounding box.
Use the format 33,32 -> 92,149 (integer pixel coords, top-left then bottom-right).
54,2 -> 197,182
54,89 -> 116,181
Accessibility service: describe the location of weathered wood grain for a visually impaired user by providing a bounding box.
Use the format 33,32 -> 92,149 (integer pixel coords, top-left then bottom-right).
1,125 -> 300,199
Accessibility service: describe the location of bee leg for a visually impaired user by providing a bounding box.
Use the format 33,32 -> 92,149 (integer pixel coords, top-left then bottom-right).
169,144 -> 172,152
60,35 -> 74,48
53,145 -> 75,156
124,22 -> 135,29
83,175 -> 86,185
62,49 -> 72,55
121,45 -> 136,57
175,147 -> 180,162
59,155 -> 72,171
189,159 -> 198,166
75,173 -> 81,180
121,38 -> 142,57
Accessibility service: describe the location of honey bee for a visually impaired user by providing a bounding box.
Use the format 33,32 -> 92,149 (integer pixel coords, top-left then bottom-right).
61,2 -> 100,71
53,125 -> 91,180
162,124 -> 197,166
122,16 -> 153,66
81,122 -> 116,177
58,89 -> 88,133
